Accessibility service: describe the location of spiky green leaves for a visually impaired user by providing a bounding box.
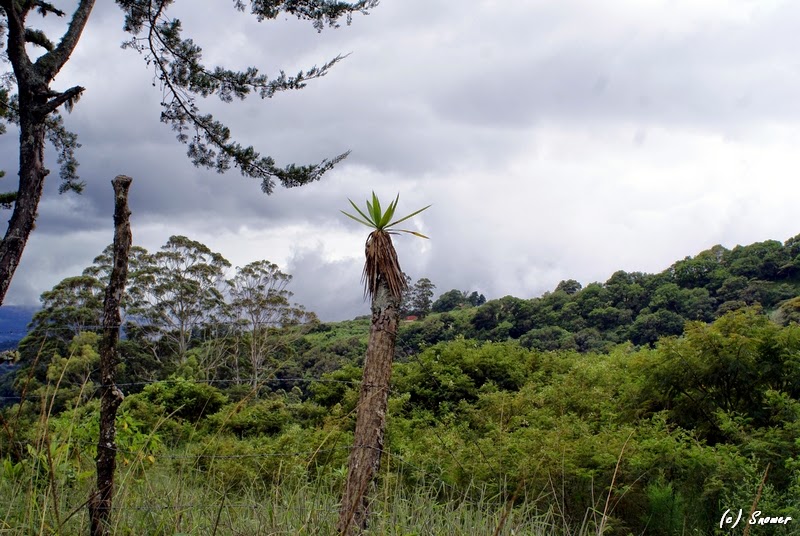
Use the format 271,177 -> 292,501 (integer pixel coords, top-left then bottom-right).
341,192 -> 431,238
342,193 -> 431,302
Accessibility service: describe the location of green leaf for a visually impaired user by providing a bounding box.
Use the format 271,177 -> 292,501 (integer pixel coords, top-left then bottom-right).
342,193 -> 431,239
371,191 -> 382,225
341,210 -> 374,228
349,198 -> 375,227
365,199 -> 375,224
388,204 -> 432,228
378,195 -> 398,229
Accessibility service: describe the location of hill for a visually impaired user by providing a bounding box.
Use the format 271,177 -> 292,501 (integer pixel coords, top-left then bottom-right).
294,234 -> 800,365
0,305 -> 35,352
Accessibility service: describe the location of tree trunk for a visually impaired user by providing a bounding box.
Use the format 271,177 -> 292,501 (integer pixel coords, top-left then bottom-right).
89,176 -> 133,536
337,281 -> 400,535
0,0 -> 96,305
0,112 -> 48,304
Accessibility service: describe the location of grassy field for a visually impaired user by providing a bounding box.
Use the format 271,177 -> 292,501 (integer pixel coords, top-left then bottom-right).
1,453 -> 604,536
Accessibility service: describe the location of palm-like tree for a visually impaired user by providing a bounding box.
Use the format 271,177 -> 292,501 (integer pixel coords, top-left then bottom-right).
337,193 -> 429,535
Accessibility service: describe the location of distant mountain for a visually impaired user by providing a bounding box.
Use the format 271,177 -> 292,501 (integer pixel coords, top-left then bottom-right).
0,305 -> 36,351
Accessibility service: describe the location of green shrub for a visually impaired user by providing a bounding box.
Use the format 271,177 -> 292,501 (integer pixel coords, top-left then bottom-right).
210,397 -> 292,437
137,378 -> 228,422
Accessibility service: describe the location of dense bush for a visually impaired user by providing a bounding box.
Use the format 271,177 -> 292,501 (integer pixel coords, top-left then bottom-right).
134,378 -> 228,422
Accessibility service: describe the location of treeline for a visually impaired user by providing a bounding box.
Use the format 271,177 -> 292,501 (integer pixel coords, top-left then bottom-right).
10,235 -> 315,400
398,235 -> 800,354
8,234 -> 800,404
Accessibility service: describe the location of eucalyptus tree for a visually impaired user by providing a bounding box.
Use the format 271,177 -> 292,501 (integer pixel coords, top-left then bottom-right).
399,276 -> 436,317
128,235 -> 230,363
17,274 -> 104,368
30,275 -> 104,337
0,0 -> 378,305
16,244 -> 151,368
410,277 -> 435,317
227,260 -> 311,387
338,193 -> 430,535
398,273 -> 413,316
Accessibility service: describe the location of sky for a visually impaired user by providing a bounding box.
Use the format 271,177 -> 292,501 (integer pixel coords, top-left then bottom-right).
2,0 -> 800,321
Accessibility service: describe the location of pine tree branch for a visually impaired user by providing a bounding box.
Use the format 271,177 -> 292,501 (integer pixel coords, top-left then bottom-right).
38,85 -> 83,115
0,0 -> 35,88
114,0 -> 376,190
29,1 -> 66,17
145,12 -> 343,190
24,27 -> 54,51
33,0 -> 95,82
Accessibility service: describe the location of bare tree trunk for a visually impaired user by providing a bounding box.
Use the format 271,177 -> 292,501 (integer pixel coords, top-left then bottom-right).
250,327 -> 260,390
89,175 -> 133,536
337,281 -> 399,535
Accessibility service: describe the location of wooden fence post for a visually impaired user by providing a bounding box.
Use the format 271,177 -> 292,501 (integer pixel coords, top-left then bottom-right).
89,175 -> 133,536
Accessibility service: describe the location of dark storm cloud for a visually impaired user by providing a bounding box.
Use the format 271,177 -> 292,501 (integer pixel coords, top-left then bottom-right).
5,0 -> 800,316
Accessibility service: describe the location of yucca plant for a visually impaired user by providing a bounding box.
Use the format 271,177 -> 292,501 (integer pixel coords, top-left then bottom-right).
337,193 -> 429,535
341,192 -> 430,301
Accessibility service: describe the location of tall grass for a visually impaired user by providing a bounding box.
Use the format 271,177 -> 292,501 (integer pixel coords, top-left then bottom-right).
0,369 -> 642,536
2,456 -> 603,536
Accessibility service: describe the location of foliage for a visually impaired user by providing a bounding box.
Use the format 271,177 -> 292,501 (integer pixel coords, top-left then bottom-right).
4,307 -> 800,533
432,288 -> 485,313
130,377 -> 228,423
402,234 -> 800,355
17,275 -> 104,368
401,277 -> 437,317
432,288 -> 470,312
642,309 -> 800,454
342,192 -> 431,301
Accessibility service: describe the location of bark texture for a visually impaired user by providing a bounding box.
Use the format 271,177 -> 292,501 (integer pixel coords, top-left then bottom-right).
89,175 -> 133,536
0,112 -> 48,303
337,281 -> 400,535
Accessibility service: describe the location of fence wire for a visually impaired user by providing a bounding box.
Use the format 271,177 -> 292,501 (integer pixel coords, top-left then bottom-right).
1,317 -> 514,521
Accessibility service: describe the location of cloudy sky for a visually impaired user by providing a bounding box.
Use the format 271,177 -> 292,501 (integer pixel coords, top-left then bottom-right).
3,0 -> 800,320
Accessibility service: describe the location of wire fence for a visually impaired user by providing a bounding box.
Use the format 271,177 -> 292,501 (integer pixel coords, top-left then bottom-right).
3,412 -> 474,521
0,317 -> 344,335
0,377 -> 369,402
0,317 -> 522,526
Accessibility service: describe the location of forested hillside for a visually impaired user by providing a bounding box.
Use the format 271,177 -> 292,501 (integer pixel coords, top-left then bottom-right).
398,235 -> 800,355
1,234 -> 799,534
